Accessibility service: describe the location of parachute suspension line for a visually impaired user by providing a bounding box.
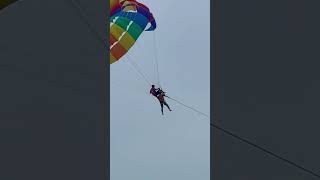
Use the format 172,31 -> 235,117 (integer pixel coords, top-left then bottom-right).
116,8 -> 160,89
129,61 -> 152,86
118,11 -> 153,86
152,31 -> 162,88
113,9 -> 156,87
148,3 -> 161,88
124,55 -> 152,86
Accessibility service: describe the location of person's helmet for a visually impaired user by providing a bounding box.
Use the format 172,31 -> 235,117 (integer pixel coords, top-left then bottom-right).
151,85 -> 155,87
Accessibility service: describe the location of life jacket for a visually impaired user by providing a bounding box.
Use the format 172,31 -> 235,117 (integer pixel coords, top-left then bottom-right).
158,93 -> 165,102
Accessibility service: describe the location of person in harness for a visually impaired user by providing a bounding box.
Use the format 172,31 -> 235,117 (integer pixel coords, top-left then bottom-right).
149,85 -> 172,115
149,85 -> 161,97
156,89 -> 172,115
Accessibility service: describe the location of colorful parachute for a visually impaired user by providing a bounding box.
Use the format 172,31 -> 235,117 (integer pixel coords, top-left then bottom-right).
110,0 -> 156,64
0,0 -> 18,11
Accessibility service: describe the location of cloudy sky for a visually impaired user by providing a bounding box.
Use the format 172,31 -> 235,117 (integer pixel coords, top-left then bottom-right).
110,0 -> 210,179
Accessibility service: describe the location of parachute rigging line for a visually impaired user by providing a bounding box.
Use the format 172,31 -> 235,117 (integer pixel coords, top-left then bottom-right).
152,32 -> 161,88
115,9 -> 159,87
114,10 -> 153,86
142,0 -> 161,88
211,122 -> 320,179
124,55 -> 152,86
114,9 -> 153,86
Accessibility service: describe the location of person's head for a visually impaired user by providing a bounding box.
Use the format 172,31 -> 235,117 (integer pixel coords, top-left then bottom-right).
151,85 -> 155,88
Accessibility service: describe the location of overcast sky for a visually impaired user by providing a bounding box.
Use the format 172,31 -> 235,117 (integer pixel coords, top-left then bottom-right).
110,0 -> 210,180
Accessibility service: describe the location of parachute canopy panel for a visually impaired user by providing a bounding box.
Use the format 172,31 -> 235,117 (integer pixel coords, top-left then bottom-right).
109,0 -> 156,64
0,0 -> 18,10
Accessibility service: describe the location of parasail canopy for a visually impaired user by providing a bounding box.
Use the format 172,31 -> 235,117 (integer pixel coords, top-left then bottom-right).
110,0 -> 156,64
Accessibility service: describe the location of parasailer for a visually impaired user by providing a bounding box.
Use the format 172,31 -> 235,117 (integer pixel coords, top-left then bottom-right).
149,85 -> 160,97
157,90 -> 172,115
149,85 -> 172,115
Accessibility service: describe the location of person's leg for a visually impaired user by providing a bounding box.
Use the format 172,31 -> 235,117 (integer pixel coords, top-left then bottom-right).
160,103 -> 164,115
164,101 -> 172,111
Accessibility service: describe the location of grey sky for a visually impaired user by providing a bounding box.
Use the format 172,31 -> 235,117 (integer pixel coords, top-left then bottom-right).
110,0 -> 210,180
